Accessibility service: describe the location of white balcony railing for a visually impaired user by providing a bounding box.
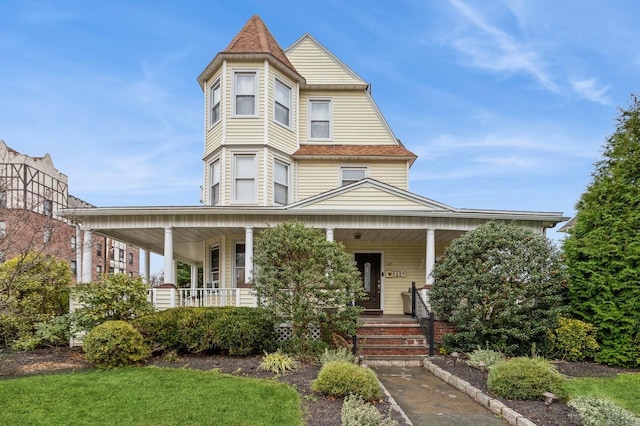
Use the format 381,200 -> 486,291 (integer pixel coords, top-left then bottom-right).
177,288 -> 240,307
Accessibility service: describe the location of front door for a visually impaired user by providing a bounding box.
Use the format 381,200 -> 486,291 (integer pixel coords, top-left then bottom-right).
355,253 -> 381,310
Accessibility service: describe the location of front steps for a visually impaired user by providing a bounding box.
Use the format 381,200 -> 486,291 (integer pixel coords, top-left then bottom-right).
356,315 -> 430,366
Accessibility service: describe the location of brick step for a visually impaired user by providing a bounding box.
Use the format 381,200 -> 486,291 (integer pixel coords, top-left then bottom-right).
357,344 -> 429,356
360,354 -> 427,367
357,324 -> 423,336
356,335 -> 427,346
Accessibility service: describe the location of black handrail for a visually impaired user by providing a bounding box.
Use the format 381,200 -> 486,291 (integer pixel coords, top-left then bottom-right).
411,282 -> 435,356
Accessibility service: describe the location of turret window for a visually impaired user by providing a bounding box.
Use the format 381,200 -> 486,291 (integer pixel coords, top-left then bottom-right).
274,79 -> 291,127
234,72 -> 257,116
210,80 -> 221,125
233,154 -> 257,203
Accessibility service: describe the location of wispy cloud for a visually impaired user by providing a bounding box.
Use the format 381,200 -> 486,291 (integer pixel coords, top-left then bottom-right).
570,78 -> 611,106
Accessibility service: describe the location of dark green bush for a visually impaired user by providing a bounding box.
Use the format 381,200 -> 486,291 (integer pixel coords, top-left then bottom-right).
548,317 -> 600,362
487,357 -> 567,401
83,320 -> 150,368
133,307 -> 277,356
312,361 -> 382,401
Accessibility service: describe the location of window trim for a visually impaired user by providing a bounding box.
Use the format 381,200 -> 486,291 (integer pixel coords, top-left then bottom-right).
209,79 -> 221,127
234,241 -> 246,288
232,70 -> 258,117
210,159 -> 221,206
308,98 -> 333,140
232,153 -> 258,204
273,158 -> 290,206
340,165 -> 368,186
274,78 -> 292,129
209,244 -> 220,288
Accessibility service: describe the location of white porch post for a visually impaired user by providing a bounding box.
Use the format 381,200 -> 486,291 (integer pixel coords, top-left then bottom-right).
245,227 -> 254,284
144,250 -> 151,284
163,227 -> 174,284
425,229 -> 436,285
190,264 -> 198,290
81,228 -> 93,283
326,228 -> 334,242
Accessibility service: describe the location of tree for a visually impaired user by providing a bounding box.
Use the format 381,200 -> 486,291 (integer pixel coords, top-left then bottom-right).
563,95 -> 640,367
430,221 -> 569,356
252,222 -> 365,354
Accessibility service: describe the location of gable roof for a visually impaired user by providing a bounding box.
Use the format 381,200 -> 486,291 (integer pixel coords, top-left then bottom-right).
197,15 -> 304,89
292,145 -> 417,165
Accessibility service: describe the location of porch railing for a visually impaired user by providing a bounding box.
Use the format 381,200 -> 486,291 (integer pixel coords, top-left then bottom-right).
411,282 -> 435,356
177,288 -> 240,307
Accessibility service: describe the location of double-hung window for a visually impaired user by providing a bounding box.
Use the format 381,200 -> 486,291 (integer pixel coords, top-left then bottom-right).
210,160 -> 220,205
274,79 -> 291,127
309,99 -> 332,139
210,245 -> 220,288
210,80 -> 221,125
341,167 -> 367,186
233,154 -> 256,203
234,242 -> 245,288
274,160 -> 289,205
234,72 -> 257,116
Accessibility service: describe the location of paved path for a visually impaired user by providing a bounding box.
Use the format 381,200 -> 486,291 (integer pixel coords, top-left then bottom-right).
375,365 -> 507,426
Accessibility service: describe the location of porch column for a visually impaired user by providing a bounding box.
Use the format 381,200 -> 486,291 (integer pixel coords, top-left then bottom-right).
190,264 -> 198,290
144,250 -> 151,284
163,227 -> 174,284
81,228 -> 93,283
75,226 -> 82,282
245,227 -> 254,284
425,228 -> 436,285
326,228 -> 334,242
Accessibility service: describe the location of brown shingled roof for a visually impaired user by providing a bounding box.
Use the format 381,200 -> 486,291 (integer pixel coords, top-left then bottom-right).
292,145 -> 417,162
224,15 -> 298,74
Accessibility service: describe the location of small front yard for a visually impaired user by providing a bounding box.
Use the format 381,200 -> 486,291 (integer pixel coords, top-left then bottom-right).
565,373 -> 640,416
0,367 -> 303,426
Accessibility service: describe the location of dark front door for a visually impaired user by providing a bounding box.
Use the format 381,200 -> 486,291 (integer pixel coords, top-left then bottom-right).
355,253 -> 381,310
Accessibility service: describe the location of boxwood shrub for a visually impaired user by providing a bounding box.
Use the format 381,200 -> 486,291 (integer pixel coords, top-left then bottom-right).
133,307 -> 278,356
312,361 -> 382,401
487,356 -> 567,400
83,320 -> 150,369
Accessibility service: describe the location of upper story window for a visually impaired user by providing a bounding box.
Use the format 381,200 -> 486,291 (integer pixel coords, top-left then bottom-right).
96,243 -> 102,257
128,252 -> 133,265
234,71 -> 257,116
274,79 -> 291,127
0,222 -> 6,238
119,248 -> 124,262
274,160 -> 289,205
210,79 -> 221,126
309,99 -> 332,139
71,236 -> 77,250
210,160 -> 220,205
43,199 -> 52,217
341,166 -> 367,186
233,154 -> 257,203
0,191 -> 6,209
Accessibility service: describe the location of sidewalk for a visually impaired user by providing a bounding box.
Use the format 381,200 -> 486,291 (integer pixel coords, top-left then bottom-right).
375,365 -> 508,426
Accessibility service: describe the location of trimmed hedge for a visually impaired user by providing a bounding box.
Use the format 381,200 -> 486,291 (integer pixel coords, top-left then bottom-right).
133,307 -> 278,356
487,357 -> 567,401
83,320 -> 150,368
312,361 -> 382,401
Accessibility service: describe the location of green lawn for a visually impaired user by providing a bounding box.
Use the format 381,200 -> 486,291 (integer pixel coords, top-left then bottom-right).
565,373 -> 640,416
0,367 -> 303,425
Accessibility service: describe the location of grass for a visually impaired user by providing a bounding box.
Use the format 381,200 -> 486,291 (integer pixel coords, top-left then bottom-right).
565,373 -> 640,416
0,367 -> 303,425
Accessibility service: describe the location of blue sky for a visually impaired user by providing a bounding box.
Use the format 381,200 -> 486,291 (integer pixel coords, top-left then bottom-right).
1,0 -> 638,251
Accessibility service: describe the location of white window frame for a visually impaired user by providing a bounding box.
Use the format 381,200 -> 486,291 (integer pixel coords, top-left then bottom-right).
232,153 -> 258,203
340,166 -> 368,186
209,244 -> 220,288
234,241 -> 246,288
210,159 -> 220,205
233,70 -> 258,117
308,98 -> 333,140
273,159 -> 290,205
274,78 -> 292,128
209,79 -> 221,126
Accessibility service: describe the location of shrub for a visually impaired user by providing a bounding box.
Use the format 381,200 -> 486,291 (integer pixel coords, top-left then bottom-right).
466,347 -> 504,369
312,361 -> 381,401
487,357 -> 567,400
568,396 -> 640,426
341,394 -> 398,426
133,307 -> 278,355
83,320 -> 150,368
319,347 -> 359,365
259,350 -> 300,375
548,317 -> 599,362
430,221 -> 569,356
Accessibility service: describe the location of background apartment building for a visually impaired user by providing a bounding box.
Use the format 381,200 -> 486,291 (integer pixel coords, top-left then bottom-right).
0,140 -> 140,282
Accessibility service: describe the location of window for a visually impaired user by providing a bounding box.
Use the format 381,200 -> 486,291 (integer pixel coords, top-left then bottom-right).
233,154 -> 256,203
309,100 -> 331,139
210,160 -> 220,205
109,248 -> 114,260
71,260 -> 77,276
274,79 -> 291,127
71,236 -> 77,250
210,245 -> 220,288
43,228 -> 51,244
0,222 -> 5,238
274,160 -> 289,205
0,191 -> 6,208
210,80 -> 221,125
128,272 -> 133,278
234,72 -> 257,116
96,243 -> 102,257
341,167 -> 367,186
128,253 -> 133,264
234,243 -> 245,288
96,265 -> 102,277
119,248 -> 124,262
43,199 -> 52,217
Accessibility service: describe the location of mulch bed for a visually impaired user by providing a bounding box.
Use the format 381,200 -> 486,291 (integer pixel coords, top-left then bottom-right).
430,355 -> 639,426
0,347 -> 408,426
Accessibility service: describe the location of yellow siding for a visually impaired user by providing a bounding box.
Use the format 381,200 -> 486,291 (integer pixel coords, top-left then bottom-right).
225,62 -> 265,145
286,37 -> 364,85
299,90 -> 395,145
297,160 -> 409,200
204,70 -> 224,156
